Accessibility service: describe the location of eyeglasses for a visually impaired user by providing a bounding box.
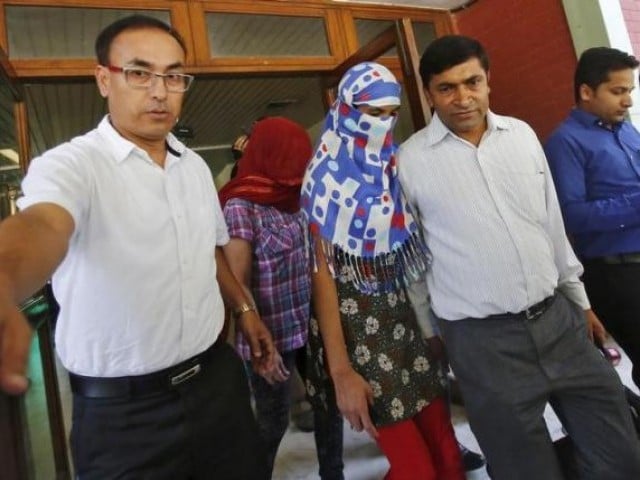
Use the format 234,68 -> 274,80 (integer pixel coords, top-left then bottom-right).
106,65 -> 194,93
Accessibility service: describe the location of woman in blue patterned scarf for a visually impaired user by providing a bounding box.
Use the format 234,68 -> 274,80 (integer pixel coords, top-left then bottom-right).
301,62 -> 464,480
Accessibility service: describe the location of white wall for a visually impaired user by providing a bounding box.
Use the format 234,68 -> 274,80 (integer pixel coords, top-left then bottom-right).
563,0 -> 640,126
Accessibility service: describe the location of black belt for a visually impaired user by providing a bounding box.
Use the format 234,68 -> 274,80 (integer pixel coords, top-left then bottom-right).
486,294 -> 556,321
69,340 -> 221,399
588,252 -> 640,265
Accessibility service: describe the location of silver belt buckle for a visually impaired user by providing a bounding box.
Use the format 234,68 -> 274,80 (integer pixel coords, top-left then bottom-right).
170,364 -> 201,386
524,303 -> 544,320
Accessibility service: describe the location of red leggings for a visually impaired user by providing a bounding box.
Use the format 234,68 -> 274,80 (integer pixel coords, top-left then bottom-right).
376,397 -> 465,480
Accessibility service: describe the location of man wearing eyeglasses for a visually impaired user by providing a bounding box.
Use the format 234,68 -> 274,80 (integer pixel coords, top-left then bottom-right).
0,14 -> 273,479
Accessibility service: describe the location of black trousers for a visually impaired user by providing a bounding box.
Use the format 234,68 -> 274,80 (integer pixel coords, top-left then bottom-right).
295,346 -> 345,480
70,342 -> 268,480
583,260 -> 640,389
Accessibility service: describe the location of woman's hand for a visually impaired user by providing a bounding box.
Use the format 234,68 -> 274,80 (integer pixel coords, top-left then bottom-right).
332,367 -> 378,439
260,350 -> 290,385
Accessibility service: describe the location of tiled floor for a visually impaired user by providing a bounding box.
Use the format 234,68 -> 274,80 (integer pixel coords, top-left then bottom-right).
272,339 -> 638,480
28,338 -> 638,480
273,402 -> 490,480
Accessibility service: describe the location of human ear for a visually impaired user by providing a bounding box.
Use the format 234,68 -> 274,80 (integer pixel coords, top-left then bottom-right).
579,84 -> 596,103
423,87 -> 434,108
95,65 -> 109,98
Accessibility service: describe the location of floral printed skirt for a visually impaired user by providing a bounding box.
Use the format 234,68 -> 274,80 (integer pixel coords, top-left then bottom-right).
305,269 -> 446,427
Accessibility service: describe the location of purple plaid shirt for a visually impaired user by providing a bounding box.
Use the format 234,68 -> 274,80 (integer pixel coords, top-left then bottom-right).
224,198 -> 310,360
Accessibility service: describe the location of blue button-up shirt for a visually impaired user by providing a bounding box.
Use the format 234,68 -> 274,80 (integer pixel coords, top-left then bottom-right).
545,108 -> 640,258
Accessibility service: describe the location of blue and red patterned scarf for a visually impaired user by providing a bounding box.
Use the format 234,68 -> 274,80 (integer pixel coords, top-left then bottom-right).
301,62 -> 429,293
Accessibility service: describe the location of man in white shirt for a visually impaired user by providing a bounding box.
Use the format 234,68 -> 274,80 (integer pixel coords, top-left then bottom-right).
0,15 -> 274,479
398,35 -> 640,480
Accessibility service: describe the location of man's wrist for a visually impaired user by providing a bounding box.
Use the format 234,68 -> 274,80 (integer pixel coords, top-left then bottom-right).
233,302 -> 256,319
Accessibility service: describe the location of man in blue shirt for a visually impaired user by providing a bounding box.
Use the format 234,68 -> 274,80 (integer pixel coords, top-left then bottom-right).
545,47 -> 640,388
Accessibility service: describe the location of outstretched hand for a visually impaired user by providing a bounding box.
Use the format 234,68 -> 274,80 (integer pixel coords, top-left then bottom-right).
0,295 -> 33,395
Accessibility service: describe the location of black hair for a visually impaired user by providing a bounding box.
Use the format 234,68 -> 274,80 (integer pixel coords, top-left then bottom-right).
574,47 -> 639,103
419,35 -> 489,88
95,14 -> 187,66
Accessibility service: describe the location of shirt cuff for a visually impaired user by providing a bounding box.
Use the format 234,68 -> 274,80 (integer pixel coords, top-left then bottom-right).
558,282 -> 591,310
406,278 -> 435,338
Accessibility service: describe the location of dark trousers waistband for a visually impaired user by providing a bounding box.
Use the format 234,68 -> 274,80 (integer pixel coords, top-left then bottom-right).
484,293 -> 557,322
69,339 -> 222,399
585,252 -> 640,265
432,293 -> 558,323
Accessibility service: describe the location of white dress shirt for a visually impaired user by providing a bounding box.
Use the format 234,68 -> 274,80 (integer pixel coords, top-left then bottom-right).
398,111 -> 589,321
18,116 -> 229,376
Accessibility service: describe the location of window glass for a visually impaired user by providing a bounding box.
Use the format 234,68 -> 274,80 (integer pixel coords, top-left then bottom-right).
207,13 -> 330,57
6,6 -> 170,58
354,19 -> 436,56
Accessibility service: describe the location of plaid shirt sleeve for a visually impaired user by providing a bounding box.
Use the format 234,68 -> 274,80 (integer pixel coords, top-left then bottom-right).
223,198 -> 255,244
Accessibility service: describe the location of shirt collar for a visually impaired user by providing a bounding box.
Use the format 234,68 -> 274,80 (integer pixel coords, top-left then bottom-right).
487,110 -> 510,132
425,109 -> 508,147
97,115 -> 186,164
570,108 -> 623,131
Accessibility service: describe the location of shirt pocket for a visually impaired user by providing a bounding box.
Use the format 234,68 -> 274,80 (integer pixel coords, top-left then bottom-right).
496,171 -> 546,223
256,222 -> 296,257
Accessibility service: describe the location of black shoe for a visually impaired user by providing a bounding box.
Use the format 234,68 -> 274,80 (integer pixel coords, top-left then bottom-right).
459,443 -> 485,472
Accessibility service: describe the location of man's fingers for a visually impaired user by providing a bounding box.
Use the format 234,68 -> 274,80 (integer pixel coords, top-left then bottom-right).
250,343 -> 263,359
247,331 -> 263,359
258,339 -> 277,375
261,336 -> 275,360
233,134 -> 249,151
0,310 -> 33,395
240,314 -> 267,360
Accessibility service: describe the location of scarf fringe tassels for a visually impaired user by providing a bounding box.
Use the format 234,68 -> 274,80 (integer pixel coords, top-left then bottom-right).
314,233 -> 432,295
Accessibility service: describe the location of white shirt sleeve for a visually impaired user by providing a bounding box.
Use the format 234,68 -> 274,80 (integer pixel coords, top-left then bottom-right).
212,194 -> 230,246
537,139 -> 590,309
399,139 -> 435,336
17,144 -> 90,232
406,277 -> 435,338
